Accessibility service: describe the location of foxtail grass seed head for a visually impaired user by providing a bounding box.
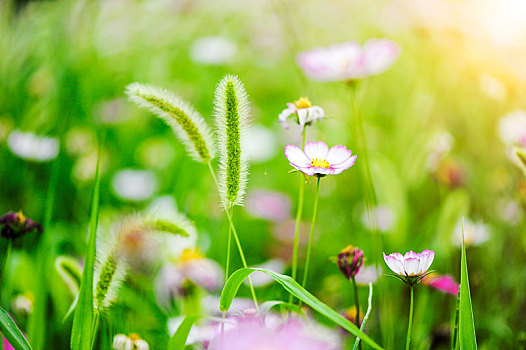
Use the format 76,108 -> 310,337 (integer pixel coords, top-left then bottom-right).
337,245 -> 364,280
214,75 -> 250,209
55,256 -> 82,296
125,82 -> 215,163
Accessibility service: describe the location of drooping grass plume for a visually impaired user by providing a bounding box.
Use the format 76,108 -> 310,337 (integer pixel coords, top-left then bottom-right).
55,256 -> 83,296
213,75 -> 250,209
126,82 -> 215,163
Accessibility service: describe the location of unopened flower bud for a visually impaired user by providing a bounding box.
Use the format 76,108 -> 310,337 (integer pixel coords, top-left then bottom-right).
337,245 -> 364,280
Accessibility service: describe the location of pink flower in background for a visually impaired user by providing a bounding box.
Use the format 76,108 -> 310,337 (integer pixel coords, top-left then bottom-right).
284,141 -> 357,177
278,97 -> 325,131
207,316 -> 340,350
383,250 -> 434,285
245,190 -> 291,221
3,336 -> 14,350
297,39 -> 400,82
422,274 -> 459,296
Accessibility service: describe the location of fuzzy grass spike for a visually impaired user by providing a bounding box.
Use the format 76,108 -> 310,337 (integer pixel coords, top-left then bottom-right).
126,83 -> 215,163
214,75 -> 250,209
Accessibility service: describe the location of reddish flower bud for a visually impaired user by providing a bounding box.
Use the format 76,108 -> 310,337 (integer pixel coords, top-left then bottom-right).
337,245 -> 364,280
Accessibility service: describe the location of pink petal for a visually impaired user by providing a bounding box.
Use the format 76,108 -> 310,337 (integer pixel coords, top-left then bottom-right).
383,253 -> 404,275
428,275 -> 459,296
304,141 -> 329,160
363,39 -> 400,76
284,145 -> 310,168
327,145 -> 352,165
331,155 -> 357,175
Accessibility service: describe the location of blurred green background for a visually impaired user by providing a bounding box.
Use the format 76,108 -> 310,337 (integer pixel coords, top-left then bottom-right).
1,0 -> 525,348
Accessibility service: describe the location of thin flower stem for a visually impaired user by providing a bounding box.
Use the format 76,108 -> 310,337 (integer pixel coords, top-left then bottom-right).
351,276 -> 363,350
301,176 -> 321,289
0,240 -> 12,301
225,208 -> 233,282
353,283 -> 373,350
291,128 -> 306,282
406,285 -> 414,350
208,162 -> 259,312
289,129 -> 307,307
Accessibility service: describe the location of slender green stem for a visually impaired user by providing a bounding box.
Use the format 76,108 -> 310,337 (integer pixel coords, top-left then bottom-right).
351,276 -> 362,350
405,286 -> 414,350
301,176 -> 321,288
291,129 -> 306,282
207,162 -> 259,311
225,208 -> 233,282
353,283 -> 373,350
0,240 -> 12,301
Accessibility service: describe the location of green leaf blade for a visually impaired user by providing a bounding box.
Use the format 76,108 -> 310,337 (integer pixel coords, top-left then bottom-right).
219,267 -> 384,350
458,222 -> 477,349
0,306 -> 32,350
70,137 -> 103,350
168,314 -> 203,350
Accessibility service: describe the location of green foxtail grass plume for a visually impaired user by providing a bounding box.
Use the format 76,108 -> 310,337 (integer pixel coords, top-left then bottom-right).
55,256 -> 82,296
126,82 -> 215,163
213,75 -> 250,209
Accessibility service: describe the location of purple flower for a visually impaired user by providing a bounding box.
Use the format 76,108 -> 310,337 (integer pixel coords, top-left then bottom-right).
278,97 -> 325,131
0,211 -> 43,240
297,39 -> 400,82
383,250 -> 435,285
284,141 -> 357,177
337,245 -> 364,280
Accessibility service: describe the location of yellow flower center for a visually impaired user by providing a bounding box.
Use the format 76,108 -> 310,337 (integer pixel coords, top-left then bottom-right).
16,210 -> 27,224
129,333 -> 141,341
293,97 -> 312,109
311,158 -> 330,168
180,248 -> 203,262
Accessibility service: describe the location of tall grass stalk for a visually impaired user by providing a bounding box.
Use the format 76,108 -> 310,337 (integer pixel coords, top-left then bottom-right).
353,283 -> 373,350
207,163 -> 258,311
301,176 -> 321,289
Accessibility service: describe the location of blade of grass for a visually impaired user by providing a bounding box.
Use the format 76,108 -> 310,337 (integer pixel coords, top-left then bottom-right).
220,268 -> 383,350
458,220 -> 477,349
0,306 -> 32,350
167,314 -> 203,350
70,134 -> 104,350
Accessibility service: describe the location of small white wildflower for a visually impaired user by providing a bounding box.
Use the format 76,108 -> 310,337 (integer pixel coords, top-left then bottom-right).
7,130 -> 59,162
241,124 -> 277,163
498,110 -> 526,146
362,205 -> 396,232
452,218 -> 490,247
112,169 -> 157,201
190,36 -> 237,65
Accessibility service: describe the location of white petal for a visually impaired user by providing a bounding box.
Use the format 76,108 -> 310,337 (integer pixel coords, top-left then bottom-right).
304,141 -> 329,160
330,155 -> 357,175
404,258 -> 420,276
284,145 -> 310,168
383,253 -> 404,275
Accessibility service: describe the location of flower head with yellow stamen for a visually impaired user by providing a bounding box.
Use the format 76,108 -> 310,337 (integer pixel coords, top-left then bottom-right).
278,97 -> 325,131
284,141 -> 357,177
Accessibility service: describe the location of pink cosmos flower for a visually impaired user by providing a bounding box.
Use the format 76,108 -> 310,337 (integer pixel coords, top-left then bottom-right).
207,316 -> 340,350
383,250 -> 434,285
2,336 -> 15,350
278,97 -> 325,131
297,39 -> 400,82
422,274 -> 459,296
284,141 -> 357,177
